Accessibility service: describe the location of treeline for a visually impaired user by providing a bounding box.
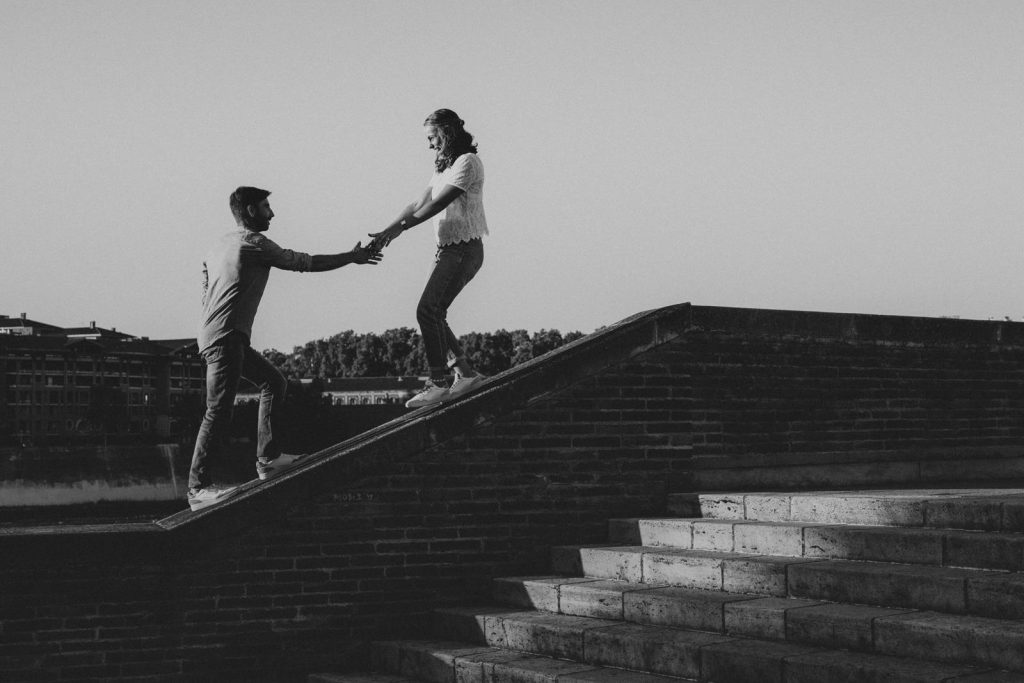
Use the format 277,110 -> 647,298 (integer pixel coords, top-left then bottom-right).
263,327 -> 585,380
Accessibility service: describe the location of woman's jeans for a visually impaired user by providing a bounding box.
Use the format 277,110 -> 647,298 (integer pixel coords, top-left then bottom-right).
417,238 -> 484,373
188,332 -> 287,490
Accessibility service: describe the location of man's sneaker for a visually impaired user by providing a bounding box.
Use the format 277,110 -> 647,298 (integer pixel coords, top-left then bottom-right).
405,379 -> 450,408
188,485 -> 239,511
257,453 -> 310,481
449,373 -> 485,399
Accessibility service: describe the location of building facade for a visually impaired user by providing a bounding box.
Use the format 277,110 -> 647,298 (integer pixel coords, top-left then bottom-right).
0,314 -> 204,443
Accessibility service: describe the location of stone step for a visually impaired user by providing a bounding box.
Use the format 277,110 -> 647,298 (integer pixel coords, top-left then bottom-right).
308,675 -> 420,683
607,517 -> 1024,571
550,544 -> 822,596
550,544 -> 1024,619
666,489 -> 1024,531
370,638 -> 693,682
426,608 -> 1021,683
490,576 -> 1024,674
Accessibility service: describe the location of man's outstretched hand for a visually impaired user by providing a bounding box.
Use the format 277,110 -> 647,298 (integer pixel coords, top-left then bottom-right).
351,241 -> 383,265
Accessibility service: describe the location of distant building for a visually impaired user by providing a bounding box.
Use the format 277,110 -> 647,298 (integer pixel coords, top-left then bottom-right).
235,376 -> 421,406
0,313 -> 204,442
2,313 -> 422,444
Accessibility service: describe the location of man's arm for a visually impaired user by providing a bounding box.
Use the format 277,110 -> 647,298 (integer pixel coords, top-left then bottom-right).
308,241 -> 383,272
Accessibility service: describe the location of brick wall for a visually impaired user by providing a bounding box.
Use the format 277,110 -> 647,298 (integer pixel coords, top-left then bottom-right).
3,304 -> 1024,682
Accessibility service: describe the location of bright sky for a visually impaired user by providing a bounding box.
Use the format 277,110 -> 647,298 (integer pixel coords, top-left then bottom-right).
4,1 -> 1024,352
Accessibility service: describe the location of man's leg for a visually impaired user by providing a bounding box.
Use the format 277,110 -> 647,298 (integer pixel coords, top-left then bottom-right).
241,345 -> 288,464
188,336 -> 244,491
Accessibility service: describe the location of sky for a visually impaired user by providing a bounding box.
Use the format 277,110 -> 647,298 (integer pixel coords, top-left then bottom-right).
4,1 -> 1024,352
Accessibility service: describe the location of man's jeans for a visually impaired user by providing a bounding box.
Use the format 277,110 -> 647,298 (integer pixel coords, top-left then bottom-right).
188,333 -> 286,491
416,239 -> 484,372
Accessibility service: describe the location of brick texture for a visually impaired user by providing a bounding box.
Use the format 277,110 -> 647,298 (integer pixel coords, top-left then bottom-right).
2,304 -> 1024,681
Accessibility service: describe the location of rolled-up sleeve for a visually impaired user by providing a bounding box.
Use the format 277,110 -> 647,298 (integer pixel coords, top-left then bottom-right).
250,234 -> 313,272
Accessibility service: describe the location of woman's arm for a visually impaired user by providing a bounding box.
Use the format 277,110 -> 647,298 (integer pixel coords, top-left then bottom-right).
370,184 -> 465,249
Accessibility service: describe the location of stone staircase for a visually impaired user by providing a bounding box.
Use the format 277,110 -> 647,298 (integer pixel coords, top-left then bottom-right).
311,489 -> 1024,682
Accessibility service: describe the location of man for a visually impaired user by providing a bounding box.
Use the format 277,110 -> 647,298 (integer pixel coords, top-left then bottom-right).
187,186 -> 382,511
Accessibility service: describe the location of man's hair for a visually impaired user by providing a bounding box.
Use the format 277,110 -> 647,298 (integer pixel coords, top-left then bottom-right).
424,109 -> 478,172
229,186 -> 271,225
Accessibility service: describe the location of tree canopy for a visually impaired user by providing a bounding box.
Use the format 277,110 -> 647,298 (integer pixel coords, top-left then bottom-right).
263,328 -> 585,380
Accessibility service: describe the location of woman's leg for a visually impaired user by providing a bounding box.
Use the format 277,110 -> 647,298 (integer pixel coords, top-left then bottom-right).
416,240 -> 484,382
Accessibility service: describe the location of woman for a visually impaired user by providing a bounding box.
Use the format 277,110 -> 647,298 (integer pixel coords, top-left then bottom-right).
369,109 -> 488,408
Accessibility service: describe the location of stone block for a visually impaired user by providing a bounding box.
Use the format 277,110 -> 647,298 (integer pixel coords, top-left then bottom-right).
786,603 -> 914,651
434,607 -> 528,645
641,549 -> 722,589
691,520 -> 737,551
722,556 -> 818,596
487,613 -> 602,661
1002,500 -> 1024,533
578,547 -> 643,582
924,498 -> 1005,531
558,580 -> 631,620
391,641 -> 494,683
624,585 -> 753,631
788,560 -> 976,613
701,639 -> 819,683
943,530 -> 1024,571
560,667 -> 681,682
803,525 -> 943,565
734,522 -> 805,557
743,494 -> 792,522
698,493 -> 744,519
453,649 -> 537,683
492,577 -> 577,612
790,495 -> 927,527
874,610 -> 1024,672
967,572 -> 1024,619
783,649 -> 985,683
635,519 -> 693,548
583,622 -> 731,679
724,597 -> 823,640
488,655 -> 600,683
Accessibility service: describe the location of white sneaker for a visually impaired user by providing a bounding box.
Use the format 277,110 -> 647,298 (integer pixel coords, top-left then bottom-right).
188,485 -> 239,511
405,379 -> 450,408
449,373 -> 485,399
257,452 -> 309,481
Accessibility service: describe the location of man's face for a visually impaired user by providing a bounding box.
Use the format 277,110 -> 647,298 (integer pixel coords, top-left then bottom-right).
247,199 -> 274,231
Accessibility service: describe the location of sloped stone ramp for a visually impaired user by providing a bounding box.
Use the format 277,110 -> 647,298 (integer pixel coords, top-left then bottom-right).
311,488 -> 1024,682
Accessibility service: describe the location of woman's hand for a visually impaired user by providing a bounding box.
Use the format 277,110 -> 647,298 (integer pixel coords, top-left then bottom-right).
368,224 -> 405,250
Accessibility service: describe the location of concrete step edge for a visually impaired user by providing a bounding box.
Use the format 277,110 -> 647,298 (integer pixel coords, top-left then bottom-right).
371,637 -> 695,682
488,577 -> 1024,674
665,489 -> 1024,532
426,609 -> 1019,682
550,545 -> 1024,618
607,517 -> 1024,571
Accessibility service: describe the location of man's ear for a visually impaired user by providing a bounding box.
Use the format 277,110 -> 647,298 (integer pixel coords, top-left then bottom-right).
246,205 -> 257,218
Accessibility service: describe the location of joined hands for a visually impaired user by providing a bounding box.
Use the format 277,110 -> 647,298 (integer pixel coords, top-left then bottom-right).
351,240 -> 384,265
367,224 -> 405,252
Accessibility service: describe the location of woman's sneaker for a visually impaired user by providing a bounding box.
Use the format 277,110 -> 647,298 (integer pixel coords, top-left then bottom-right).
188,485 -> 239,511
449,373 -> 485,399
257,452 -> 310,481
405,379 -> 450,408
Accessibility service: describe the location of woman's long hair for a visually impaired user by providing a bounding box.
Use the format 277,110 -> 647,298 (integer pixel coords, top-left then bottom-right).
425,109 -> 478,173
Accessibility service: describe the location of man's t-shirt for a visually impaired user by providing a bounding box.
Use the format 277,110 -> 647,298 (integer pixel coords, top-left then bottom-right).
198,228 -> 312,352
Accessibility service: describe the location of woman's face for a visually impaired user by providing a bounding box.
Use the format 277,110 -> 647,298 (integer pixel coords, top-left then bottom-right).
425,125 -> 444,153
